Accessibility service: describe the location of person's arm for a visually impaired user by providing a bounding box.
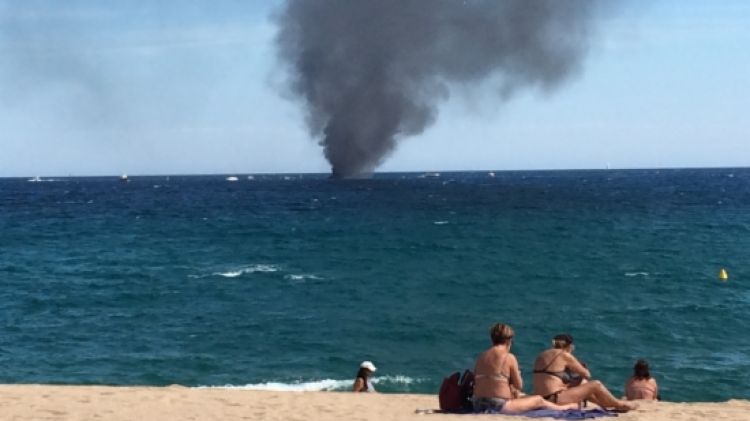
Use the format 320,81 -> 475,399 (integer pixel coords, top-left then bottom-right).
353,377 -> 365,392
563,353 -> 591,379
651,378 -> 660,400
508,354 -> 524,393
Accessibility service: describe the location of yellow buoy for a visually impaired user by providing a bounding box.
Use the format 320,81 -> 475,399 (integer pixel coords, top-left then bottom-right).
719,268 -> 729,281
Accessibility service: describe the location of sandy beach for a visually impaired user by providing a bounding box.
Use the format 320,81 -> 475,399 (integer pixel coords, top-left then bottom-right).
1,386 -> 748,421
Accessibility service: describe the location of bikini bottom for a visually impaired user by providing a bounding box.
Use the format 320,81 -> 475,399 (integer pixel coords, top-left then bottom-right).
472,396 -> 507,413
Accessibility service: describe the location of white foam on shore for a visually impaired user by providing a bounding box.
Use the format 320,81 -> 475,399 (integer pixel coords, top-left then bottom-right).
374,375 -> 423,385
197,376 -> 423,392
199,379 -> 351,392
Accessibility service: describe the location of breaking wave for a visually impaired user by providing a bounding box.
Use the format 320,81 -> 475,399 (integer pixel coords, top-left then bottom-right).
197,376 -> 424,392
213,264 -> 280,278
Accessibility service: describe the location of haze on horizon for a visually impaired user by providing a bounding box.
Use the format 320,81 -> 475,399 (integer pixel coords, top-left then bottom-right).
0,0 -> 748,178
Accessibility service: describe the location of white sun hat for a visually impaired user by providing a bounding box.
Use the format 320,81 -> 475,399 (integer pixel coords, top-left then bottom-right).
360,361 -> 377,372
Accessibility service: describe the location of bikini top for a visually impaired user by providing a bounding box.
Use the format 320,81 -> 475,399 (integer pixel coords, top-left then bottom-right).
533,352 -> 578,384
475,355 -> 510,382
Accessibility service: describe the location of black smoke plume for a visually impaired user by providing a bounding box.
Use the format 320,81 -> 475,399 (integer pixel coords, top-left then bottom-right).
275,0 -> 607,178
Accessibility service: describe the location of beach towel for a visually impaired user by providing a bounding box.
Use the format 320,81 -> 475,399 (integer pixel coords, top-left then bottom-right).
515,408 -> 618,419
414,408 -> 617,419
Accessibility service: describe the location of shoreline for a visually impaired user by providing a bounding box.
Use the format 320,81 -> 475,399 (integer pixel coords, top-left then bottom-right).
1,385 -> 749,420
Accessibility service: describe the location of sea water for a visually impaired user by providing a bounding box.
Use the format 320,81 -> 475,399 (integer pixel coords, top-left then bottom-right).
1,169 -> 749,402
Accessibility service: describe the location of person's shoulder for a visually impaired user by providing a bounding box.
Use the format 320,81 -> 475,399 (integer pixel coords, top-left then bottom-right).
535,348 -> 553,359
533,349 -> 552,364
476,347 -> 491,359
560,351 -> 576,361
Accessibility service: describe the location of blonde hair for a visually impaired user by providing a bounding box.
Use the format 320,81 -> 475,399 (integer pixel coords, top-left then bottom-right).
489,323 -> 514,345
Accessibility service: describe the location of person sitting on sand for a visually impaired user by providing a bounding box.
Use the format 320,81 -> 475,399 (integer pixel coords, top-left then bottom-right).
472,323 -> 580,414
353,361 -> 377,392
532,334 -> 636,411
625,359 -> 659,400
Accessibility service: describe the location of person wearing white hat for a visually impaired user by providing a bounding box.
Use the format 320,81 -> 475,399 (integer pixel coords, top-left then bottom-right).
353,361 -> 377,392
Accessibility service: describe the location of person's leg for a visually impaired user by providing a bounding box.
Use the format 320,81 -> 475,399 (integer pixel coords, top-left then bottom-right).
501,395 -> 578,414
589,387 -> 638,410
554,382 -> 599,405
556,381 -> 637,411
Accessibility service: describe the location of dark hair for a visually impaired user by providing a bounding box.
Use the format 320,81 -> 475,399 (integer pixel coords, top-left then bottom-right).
356,367 -> 371,379
633,359 -> 651,380
489,323 -> 514,345
552,333 -> 574,349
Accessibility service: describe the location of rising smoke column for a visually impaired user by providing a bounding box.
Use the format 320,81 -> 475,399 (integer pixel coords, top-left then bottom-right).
275,0 -> 605,178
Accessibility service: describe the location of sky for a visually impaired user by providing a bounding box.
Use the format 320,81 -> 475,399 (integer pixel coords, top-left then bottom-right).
0,0 -> 748,177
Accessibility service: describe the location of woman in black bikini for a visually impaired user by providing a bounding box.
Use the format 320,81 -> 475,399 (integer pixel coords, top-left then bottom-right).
532,334 -> 636,412
473,324 -> 579,413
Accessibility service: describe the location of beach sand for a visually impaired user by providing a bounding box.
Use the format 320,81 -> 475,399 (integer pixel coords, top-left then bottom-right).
0,386 -> 748,421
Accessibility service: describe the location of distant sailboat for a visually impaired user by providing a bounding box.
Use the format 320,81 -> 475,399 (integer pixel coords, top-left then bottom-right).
28,176 -> 43,182
120,174 -> 129,182
226,176 -> 239,182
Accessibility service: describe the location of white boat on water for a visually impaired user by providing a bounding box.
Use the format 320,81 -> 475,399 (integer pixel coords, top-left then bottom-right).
120,174 -> 129,182
28,176 -> 43,182
226,176 -> 239,182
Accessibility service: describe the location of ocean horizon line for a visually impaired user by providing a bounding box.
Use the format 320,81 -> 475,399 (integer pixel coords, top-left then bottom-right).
2,165 -> 749,180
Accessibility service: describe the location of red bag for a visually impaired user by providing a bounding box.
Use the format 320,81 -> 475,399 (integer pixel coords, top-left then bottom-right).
438,372 -> 462,411
438,370 -> 474,412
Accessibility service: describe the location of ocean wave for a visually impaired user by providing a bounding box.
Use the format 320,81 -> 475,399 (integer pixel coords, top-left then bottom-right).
433,221 -> 449,225
188,264 -> 281,279
198,379 -> 351,392
189,265 -> 322,281
196,375 -> 424,392
27,177 -> 62,182
624,272 -> 649,277
214,264 -> 279,278
374,375 -> 425,385
285,274 -> 322,281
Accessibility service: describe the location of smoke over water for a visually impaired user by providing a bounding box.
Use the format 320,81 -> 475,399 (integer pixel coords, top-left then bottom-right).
275,0 -> 609,178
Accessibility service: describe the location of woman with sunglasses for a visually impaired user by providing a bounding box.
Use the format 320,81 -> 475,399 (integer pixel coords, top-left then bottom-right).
532,334 -> 636,411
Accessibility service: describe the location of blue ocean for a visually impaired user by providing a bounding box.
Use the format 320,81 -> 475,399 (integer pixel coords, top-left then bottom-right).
1,169 -> 749,402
